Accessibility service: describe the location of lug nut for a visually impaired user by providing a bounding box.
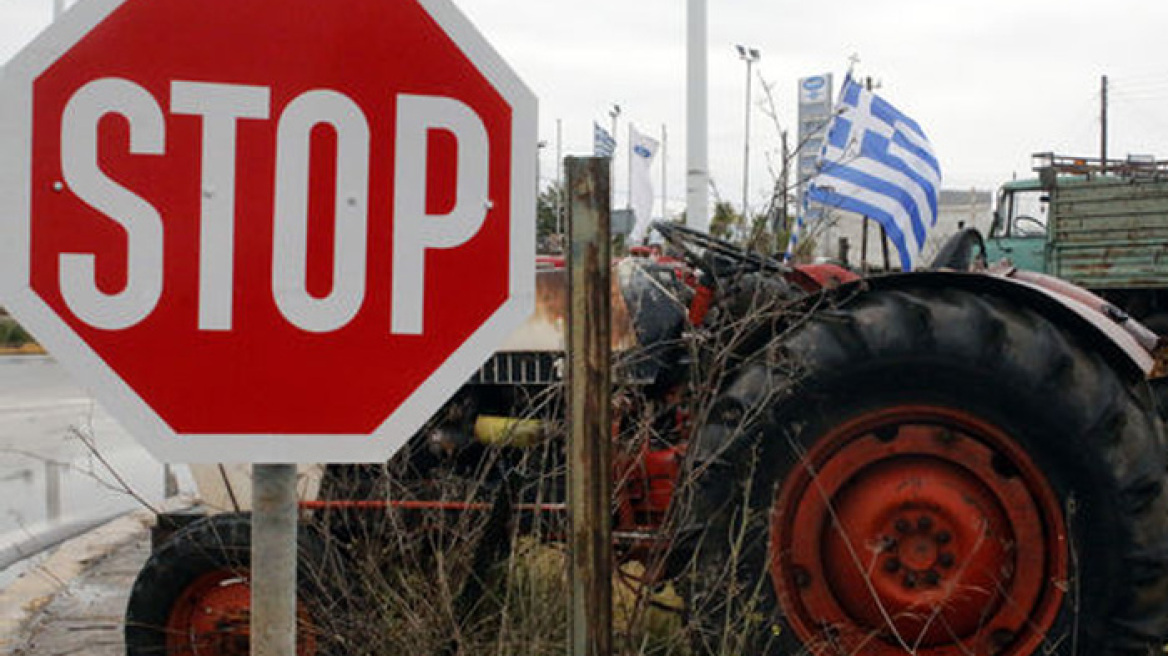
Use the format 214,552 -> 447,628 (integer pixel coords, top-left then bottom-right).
792,565 -> 812,589
989,628 -> 1015,652
883,558 -> 901,573
938,552 -> 955,568
936,531 -> 951,544
923,569 -> 941,586
894,518 -> 912,533
917,516 -> 933,531
902,572 -> 917,589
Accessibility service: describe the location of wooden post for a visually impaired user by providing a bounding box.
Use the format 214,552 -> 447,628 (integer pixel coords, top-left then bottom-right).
566,156 -> 613,656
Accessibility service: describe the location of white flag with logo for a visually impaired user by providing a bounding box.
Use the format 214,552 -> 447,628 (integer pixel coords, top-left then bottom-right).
629,125 -> 660,242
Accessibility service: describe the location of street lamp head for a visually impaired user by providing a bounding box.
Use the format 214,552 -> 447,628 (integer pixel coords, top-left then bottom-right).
736,45 -> 760,63
610,103 -> 621,119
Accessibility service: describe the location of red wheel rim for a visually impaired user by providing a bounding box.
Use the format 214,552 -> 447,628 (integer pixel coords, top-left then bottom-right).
771,406 -> 1067,656
165,569 -> 319,656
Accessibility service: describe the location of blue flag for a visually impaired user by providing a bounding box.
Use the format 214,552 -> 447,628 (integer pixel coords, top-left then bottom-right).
807,77 -> 942,270
593,122 -> 616,158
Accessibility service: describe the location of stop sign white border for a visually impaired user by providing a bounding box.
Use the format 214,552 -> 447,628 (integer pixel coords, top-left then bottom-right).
0,0 -> 536,463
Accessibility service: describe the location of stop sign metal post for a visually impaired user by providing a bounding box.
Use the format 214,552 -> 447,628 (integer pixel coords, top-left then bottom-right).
0,0 -> 535,652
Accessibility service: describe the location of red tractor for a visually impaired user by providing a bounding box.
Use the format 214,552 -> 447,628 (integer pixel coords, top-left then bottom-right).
124,224 -> 1168,656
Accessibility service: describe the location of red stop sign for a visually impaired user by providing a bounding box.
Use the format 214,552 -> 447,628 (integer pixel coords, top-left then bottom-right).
0,0 -> 536,462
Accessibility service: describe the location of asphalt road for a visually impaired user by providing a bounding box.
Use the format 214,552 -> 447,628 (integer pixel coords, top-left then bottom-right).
0,356 -> 181,574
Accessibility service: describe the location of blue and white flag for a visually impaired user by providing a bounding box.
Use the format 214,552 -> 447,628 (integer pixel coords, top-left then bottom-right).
593,122 -> 616,158
807,77 -> 942,270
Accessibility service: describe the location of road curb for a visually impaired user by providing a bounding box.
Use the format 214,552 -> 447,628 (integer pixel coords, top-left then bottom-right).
0,496 -> 193,651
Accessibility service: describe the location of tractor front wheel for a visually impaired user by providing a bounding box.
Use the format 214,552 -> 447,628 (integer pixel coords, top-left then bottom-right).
124,513 -> 343,656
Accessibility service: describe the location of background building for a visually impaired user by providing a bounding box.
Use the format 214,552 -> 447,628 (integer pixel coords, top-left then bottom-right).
810,188 -> 994,269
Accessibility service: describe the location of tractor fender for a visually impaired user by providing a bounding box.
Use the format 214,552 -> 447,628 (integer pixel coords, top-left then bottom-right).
853,271 -> 1154,380
685,272 -> 1150,472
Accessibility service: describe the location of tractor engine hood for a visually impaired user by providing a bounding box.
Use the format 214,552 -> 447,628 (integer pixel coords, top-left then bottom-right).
495,258 -> 689,355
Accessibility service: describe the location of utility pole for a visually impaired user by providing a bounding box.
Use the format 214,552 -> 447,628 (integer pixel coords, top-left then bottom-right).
1101,74 -> 1109,168
686,0 -> 708,231
737,45 -> 760,221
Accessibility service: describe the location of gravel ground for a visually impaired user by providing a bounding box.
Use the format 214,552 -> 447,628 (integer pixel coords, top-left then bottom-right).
9,535 -> 147,656
0,512 -> 156,656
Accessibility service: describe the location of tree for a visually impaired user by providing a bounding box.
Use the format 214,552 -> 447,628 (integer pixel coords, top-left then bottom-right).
708,201 -> 741,241
536,183 -> 564,253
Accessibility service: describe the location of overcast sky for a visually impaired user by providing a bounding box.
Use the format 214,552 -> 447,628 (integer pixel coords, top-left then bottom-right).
4,0 -> 1168,219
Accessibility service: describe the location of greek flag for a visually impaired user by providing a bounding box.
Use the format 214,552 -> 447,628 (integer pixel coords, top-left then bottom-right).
593,122 -> 616,158
807,77 -> 941,270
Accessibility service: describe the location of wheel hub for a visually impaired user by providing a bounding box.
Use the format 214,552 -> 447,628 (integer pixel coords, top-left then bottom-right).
165,569 -> 318,656
167,570 -> 252,656
771,407 -> 1067,656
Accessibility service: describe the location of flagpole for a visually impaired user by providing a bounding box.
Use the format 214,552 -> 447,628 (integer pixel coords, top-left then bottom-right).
627,124 -> 633,210
661,124 -> 668,224
609,104 -> 621,210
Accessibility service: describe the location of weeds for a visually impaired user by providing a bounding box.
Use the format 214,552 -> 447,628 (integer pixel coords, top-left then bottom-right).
44,253 -> 1118,656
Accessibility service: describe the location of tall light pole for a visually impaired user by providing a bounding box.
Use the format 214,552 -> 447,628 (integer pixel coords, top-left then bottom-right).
736,45 -> 760,222
686,0 -> 709,232
608,103 -> 621,147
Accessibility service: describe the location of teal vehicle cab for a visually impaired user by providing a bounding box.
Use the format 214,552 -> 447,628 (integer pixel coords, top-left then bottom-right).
988,153 -> 1168,330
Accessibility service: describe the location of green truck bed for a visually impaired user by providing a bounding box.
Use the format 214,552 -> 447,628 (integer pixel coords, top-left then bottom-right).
1048,175 -> 1168,290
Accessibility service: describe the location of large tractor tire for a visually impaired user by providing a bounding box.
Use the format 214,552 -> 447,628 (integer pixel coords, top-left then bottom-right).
681,285 -> 1168,656
124,513 -> 347,656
